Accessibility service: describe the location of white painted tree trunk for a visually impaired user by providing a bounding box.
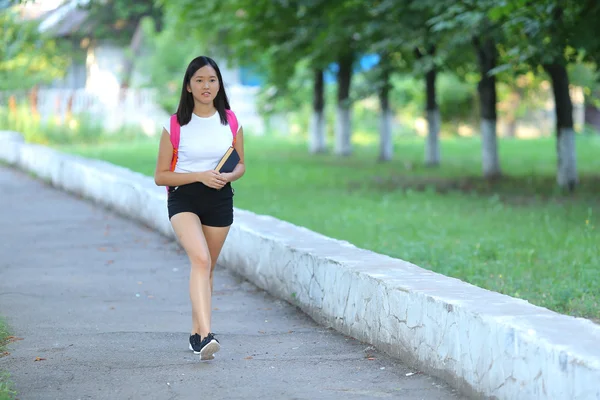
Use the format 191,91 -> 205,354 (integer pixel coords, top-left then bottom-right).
379,109 -> 393,161
481,118 -> 501,178
557,127 -> 578,188
425,109 -> 440,165
335,106 -> 352,156
309,110 -> 326,154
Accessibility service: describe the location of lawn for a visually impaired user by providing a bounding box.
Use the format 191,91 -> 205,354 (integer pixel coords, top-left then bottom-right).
0,318 -> 16,400
58,133 -> 600,321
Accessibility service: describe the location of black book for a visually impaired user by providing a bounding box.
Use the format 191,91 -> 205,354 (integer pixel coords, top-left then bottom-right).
215,146 -> 240,173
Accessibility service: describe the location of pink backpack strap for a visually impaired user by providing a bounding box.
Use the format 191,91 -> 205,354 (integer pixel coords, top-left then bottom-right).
167,114 -> 180,193
169,114 -> 180,153
225,109 -> 239,145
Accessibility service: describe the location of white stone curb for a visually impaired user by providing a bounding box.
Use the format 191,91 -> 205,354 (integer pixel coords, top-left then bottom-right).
1,130 -> 599,400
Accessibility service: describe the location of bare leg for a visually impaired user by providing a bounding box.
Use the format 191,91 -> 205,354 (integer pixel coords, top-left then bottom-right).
202,225 -> 231,293
170,212 -> 212,338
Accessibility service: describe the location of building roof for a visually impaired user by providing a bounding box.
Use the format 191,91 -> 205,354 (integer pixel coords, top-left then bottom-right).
37,0 -> 91,37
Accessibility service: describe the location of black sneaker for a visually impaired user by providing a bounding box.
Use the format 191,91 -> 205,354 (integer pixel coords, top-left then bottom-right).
188,333 -> 202,355
199,333 -> 220,360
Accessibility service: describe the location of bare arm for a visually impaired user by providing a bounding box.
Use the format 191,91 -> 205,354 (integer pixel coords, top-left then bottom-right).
221,126 -> 246,183
154,128 -> 227,189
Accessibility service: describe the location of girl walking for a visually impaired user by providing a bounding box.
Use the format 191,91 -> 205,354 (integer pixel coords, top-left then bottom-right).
154,56 -> 245,360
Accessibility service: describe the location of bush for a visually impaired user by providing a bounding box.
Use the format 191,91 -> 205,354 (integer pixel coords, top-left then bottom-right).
391,72 -> 477,122
437,72 -> 478,122
0,104 -> 144,145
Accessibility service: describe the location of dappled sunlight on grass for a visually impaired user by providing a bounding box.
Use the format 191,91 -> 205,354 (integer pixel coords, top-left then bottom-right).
351,131 -> 379,146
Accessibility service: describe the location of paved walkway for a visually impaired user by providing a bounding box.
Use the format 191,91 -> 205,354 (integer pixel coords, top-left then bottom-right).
0,166 -> 464,400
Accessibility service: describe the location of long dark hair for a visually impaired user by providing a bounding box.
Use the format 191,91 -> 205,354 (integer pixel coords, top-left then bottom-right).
175,56 -> 231,126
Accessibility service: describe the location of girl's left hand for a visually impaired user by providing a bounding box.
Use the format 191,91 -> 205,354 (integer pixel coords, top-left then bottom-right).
219,172 -> 233,183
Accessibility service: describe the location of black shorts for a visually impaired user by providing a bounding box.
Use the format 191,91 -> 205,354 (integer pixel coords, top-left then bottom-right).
167,182 -> 234,227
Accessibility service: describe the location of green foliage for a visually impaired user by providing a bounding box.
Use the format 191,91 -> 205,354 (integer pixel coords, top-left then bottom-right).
0,372 -> 15,400
256,67 -> 478,139
135,14 -> 202,114
0,318 -> 16,400
495,71 -> 548,121
390,72 -> 477,123
569,62 -> 599,89
155,0 -> 600,151
569,62 -> 600,107
0,104 -> 146,145
0,10 -> 70,90
162,0 -> 376,97
389,74 -> 423,119
77,0 -> 163,46
157,0 -> 266,72
429,1 -> 517,81
489,0 -> 600,68
437,73 -> 478,122
255,69 -> 312,122
61,134 -> 600,321
153,0 -> 305,109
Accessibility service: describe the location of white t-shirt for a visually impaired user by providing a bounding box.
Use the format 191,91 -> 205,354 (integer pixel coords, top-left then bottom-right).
163,111 -> 241,174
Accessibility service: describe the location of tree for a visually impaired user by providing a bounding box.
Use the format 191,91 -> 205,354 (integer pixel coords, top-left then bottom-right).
362,2 -> 410,162
229,0 -> 370,157
489,0 -> 600,189
315,0 -> 372,156
0,9 -> 69,91
473,33 -> 501,178
376,52 -> 395,161
375,0 -> 450,166
161,0 -> 332,153
310,68 -> 327,153
163,0 -> 379,157
431,1 -> 503,178
255,0 -> 332,154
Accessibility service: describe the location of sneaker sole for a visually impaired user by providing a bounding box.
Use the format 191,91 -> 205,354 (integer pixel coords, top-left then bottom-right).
188,343 -> 201,355
199,340 -> 220,360
189,342 -> 215,360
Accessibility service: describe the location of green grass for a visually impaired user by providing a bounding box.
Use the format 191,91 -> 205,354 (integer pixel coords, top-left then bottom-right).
0,318 -> 16,400
58,133 -> 600,321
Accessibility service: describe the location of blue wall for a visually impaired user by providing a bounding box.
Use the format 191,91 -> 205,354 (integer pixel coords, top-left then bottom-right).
239,54 -> 381,87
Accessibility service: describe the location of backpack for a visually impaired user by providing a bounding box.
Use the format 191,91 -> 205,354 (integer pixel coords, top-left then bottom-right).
167,109 -> 239,192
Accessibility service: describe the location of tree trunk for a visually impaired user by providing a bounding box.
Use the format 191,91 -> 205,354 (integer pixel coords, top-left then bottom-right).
335,53 -> 353,156
503,89 -> 522,138
425,67 -> 440,166
543,63 -> 578,190
504,119 -> 517,138
416,46 -> 440,166
584,91 -> 600,132
474,36 -> 501,179
309,68 -> 327,154
120,19 -> 144,91
379,56 -> 393,161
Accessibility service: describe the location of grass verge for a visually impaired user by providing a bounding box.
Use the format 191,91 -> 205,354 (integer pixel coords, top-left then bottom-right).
58,133 -> 600,321
0,318 -> 16,400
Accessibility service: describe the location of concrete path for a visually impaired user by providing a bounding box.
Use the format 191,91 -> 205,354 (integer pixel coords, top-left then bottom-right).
0,166 -> 464,400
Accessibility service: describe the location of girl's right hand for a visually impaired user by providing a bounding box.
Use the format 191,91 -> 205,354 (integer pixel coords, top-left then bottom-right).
198,170 -> 227,189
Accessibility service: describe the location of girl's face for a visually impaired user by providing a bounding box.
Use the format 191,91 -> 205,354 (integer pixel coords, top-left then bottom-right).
187,65 -> 220,105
